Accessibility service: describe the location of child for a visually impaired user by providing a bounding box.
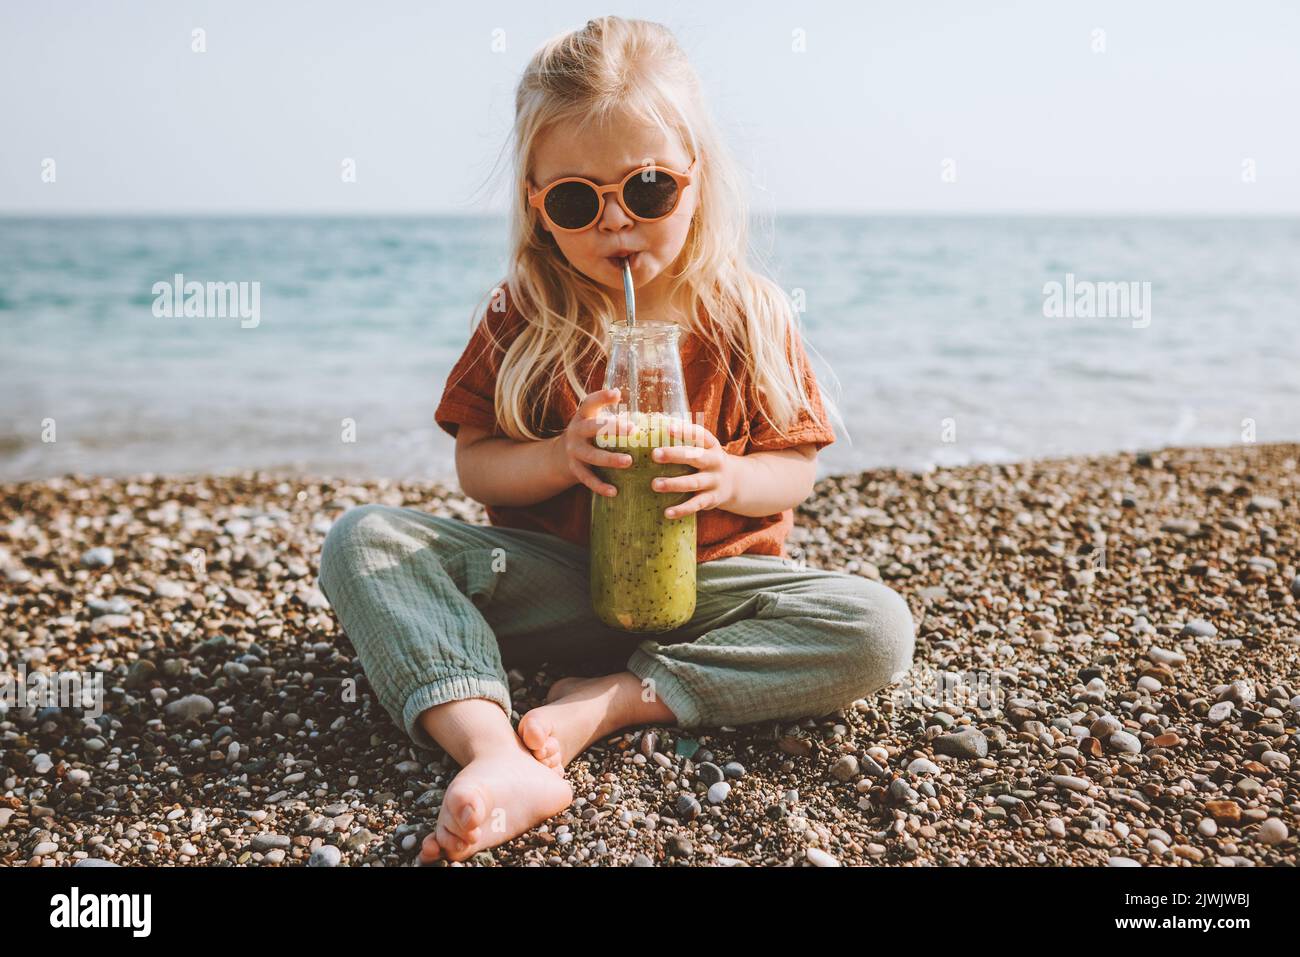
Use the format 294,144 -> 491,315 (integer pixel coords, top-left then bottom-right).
317,16 -> 915,865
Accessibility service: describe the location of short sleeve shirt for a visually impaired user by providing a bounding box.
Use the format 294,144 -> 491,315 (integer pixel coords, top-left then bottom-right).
434,285 -> 835,562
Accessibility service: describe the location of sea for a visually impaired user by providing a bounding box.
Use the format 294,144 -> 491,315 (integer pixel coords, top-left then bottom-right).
1,215 -> 1297,483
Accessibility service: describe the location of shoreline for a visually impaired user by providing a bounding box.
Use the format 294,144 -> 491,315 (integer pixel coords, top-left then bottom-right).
2,441 -> 1297,866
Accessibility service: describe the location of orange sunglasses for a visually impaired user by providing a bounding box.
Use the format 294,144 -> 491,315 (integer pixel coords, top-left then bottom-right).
528,156 -> 697,233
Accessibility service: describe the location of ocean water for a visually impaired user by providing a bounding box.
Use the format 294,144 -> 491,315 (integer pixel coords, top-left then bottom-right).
1,215 -> 1297,482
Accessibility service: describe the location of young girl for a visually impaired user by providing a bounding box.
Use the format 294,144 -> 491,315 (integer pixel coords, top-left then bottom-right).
317,16 -> 915,865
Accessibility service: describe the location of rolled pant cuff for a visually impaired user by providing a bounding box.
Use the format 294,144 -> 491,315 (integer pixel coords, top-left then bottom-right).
626,647 -> 707,730
401,674 -> 512,751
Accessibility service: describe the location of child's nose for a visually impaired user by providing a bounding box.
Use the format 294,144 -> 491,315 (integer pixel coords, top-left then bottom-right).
598,195 -> 636,231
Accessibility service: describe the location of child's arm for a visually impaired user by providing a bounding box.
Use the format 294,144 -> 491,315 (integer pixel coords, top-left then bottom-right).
453,387 -> 631,507
651,419 -> 819,519
717,444 -> 818,517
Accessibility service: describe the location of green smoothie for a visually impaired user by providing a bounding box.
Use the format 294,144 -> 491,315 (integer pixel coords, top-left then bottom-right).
590,411 -> 698,633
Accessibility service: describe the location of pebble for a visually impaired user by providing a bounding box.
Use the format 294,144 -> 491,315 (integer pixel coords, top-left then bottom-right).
805,847 -> 839,867
33,841 -> 58,857
124,659 -> 157,690
675,794 -> 702,821
164,694 -> 215,722
1207,702 -> 1234,723
88,596 -> 132,617
706,782 -> 731,805
1256,818 -> 1288,845
830,755 -> 859,781
80,547 -> 114,568
906,758 -> 940,776
250,833 -> 291,853
933,728 -> 988,759
1051,775 -> 1091,792
1108,730 -> 1141,754
697,762 -> 725,786
1089,715 -> 1123,738
309,845 -> 343,867
1180,619 -> 1217,638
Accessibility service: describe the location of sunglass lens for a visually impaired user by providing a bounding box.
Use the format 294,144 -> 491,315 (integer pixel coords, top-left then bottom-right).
544,181 -> 600,230
623,170 -> 679,219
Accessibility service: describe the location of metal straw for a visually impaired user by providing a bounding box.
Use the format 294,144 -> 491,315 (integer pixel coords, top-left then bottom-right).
621,257 -> 638,418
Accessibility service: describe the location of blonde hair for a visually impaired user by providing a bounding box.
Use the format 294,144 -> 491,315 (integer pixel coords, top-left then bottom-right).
474,15 -> 838,443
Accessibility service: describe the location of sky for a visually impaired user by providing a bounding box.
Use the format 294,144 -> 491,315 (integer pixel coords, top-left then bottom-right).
2,0 -> 1298,215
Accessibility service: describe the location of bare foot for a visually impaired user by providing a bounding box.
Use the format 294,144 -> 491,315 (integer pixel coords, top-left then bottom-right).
418,746 -> 573,864
518,671 -> 674,770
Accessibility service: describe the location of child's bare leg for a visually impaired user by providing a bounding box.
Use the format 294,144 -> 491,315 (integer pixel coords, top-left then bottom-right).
518,670 -> 676,769
416,698 -> 573,863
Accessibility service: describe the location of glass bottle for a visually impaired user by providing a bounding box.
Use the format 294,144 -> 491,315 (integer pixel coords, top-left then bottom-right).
589,319 -> 698,632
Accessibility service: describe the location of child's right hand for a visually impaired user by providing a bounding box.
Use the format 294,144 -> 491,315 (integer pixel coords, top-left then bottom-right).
553,387 -> 633,497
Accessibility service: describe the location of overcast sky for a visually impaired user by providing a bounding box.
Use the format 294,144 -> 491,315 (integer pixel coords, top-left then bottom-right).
2,0 -> 1297,214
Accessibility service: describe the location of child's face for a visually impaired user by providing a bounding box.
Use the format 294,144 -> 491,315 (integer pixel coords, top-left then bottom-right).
529,117 -> 697,295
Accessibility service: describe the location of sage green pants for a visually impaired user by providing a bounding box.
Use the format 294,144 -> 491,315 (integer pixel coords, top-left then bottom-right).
317,504 -> 915,751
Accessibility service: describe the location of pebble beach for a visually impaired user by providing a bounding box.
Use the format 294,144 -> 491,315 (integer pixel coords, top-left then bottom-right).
2,442 -> 1297,867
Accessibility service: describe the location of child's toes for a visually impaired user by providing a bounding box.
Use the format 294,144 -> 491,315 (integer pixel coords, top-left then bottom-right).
517,711 -> 552,752
418,832 -> 443,863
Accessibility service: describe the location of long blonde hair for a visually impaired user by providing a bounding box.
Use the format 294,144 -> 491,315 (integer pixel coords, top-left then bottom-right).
475,15 -> 837,443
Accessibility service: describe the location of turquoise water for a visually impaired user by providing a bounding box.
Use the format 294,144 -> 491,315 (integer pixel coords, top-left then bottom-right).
1,215 -> 1297,481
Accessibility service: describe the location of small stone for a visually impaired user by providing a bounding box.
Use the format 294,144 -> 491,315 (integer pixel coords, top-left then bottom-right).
706,782 -> 731,805
1051,775 -> 1090,792
1205,801 -> 1241,825
1107,856 -> 1141,867
674,738 -> 699,759
1246,495 -> 1282,512
164,694 -> 214,723
675,793 -> 702,821
309,845 -> 342,867
665,834 -> 693,858
722,761 -> 746,779
933,728 -> 988,760
1148,647 -> 1186,666
80,547 -> 114,568
1108,730 -> 1141,754
33,841 -> 58,856
906,758 -> 940,776
153,580 -> 188,599
1180,619 -> 1217,638
91,614 -> 131,634
777,736 -> 812,758
830,755 -> 859,781
88,596 -> 132,617
1256,818 -> 1288,845
123,659 -> 157,690
1089,715 -> 1123,738
1207,701 -> 1234,724
250,833 -> 291,853
697,762 -> 725,786
805,847 -> 839,867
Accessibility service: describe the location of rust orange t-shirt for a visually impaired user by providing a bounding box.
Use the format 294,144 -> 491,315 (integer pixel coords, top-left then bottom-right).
434,285 -> 836,563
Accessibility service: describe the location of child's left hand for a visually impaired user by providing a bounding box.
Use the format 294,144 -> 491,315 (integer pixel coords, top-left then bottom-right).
650,420 -> 736,519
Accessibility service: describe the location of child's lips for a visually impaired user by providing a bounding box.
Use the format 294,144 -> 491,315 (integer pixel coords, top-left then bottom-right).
607,252 -> 640,270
